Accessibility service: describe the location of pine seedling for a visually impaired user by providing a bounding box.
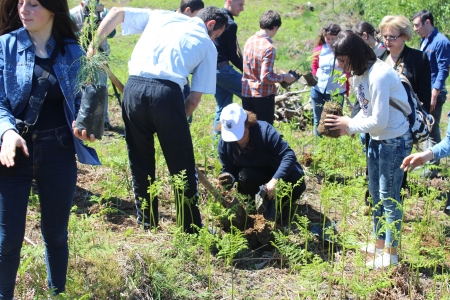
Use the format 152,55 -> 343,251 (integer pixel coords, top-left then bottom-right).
76,1 -> 109,87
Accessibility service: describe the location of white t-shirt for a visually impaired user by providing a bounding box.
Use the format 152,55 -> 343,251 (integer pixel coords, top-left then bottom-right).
122,9 -> 217,93
349,59 -> 410,140
315,43 -> 346,94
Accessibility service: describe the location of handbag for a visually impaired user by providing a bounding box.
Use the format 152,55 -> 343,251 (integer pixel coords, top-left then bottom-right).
16,44 -> 60,135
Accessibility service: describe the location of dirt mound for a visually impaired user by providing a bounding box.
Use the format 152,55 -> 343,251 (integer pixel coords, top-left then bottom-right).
244,214 -> 274,249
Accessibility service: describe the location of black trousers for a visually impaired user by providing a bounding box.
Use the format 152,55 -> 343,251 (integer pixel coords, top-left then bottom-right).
236,167 -> 306,205
122,76 -> 201,233
242,94 -> 275,125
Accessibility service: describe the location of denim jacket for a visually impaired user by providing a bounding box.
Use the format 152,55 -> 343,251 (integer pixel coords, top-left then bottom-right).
0,27 -> 100,165
430,112 -> 450,161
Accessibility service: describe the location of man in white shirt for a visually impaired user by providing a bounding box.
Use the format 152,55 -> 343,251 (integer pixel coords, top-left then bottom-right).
94,6 -> 228,233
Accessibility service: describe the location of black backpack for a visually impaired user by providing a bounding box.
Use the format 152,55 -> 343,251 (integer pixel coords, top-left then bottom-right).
389,63 -> 434,144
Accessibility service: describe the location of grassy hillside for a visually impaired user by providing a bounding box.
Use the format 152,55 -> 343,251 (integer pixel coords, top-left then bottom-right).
14,1 -> 450,299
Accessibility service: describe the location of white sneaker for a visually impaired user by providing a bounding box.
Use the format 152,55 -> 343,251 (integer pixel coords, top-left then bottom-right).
366,253 -> 398,269
359,243 -> 383,255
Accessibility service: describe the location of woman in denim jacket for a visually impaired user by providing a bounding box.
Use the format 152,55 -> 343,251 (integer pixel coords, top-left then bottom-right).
0,0 -> 99,298
324,31 -> 413,270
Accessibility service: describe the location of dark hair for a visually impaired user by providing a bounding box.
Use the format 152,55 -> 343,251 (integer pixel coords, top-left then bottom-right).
332,30 -> 376,76
411,10 -> 434,27
244,110 -> 258,127
196,6 -> 228,31
180,0 -> 205,14
354,21 -> 378,37
0,0 -> 79,45
316,23 -> 341,46
259,10 -> 281,30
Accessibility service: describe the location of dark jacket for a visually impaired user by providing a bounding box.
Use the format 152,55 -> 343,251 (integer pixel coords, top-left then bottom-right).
380,45 -> 432,113
352,45 -> 432,117
214,8 -> 243,72
218,121 -> 303,181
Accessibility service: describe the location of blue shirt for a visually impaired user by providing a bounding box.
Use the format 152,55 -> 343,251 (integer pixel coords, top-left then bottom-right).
121,9 -> 217,93
431,112 -> 450,160
419,28 -> 450,93
0,27 -> 100,165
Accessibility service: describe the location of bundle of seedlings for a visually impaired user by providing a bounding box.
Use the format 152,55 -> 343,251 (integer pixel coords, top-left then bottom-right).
74,1 -> 109,139
317,70 -> 347,137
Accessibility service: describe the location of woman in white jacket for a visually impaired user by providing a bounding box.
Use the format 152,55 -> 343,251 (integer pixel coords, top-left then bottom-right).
325,31 -> 412,269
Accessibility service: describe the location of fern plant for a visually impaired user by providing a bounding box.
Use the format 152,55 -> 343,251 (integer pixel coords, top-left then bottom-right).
215,223 -> 248,266
271,230 -> 307,268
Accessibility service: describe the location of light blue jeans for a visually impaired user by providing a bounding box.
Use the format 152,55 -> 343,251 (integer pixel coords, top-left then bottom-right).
368,131 -> 413,247
213,65 -> 242,134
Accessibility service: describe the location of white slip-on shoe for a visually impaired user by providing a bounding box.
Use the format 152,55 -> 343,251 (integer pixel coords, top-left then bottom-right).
366,252 -> 398,269
359,243 -> 383,255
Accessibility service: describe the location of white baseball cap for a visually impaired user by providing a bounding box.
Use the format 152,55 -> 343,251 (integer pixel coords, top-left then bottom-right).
220,103 -> 247,142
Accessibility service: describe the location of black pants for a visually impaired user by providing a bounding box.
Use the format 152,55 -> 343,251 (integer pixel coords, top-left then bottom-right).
236,167 -> 306,205
122,76 -> 201,233
242,94 -> 275,125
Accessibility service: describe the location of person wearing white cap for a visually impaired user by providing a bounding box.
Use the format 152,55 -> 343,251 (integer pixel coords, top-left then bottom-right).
217,103 -> 306,219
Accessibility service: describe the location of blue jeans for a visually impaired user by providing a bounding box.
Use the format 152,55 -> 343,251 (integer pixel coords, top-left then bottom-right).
310,88 -> 344,136
368,131 -> 412,248
423,92 -> 447,165
214,65 -> 242,134
0,126 -> 77,299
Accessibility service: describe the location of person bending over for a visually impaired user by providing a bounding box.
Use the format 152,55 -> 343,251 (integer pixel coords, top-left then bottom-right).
217,103 -> 306,220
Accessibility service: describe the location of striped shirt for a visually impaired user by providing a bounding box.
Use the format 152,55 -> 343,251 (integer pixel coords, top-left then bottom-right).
242,32 -> 283,97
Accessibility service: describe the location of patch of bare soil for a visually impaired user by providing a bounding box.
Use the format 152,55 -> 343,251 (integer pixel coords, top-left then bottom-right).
244,214 -> 274,249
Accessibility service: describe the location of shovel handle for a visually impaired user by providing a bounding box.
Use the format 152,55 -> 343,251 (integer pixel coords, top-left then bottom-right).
104,65 -> 125,94
196,167 -> 222,201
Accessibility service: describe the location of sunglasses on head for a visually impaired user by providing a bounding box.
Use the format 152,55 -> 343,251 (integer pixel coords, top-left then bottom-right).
324,26 -> 340,36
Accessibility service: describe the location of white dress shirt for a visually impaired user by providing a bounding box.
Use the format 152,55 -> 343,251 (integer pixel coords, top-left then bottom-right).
122,8 -> 217,93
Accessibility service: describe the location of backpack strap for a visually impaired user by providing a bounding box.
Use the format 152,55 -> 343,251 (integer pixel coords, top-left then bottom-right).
389,72 -> 415,117
21,43 -> 61,134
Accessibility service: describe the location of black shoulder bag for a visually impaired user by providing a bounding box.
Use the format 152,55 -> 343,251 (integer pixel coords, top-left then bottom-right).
16,43 -> 61,136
